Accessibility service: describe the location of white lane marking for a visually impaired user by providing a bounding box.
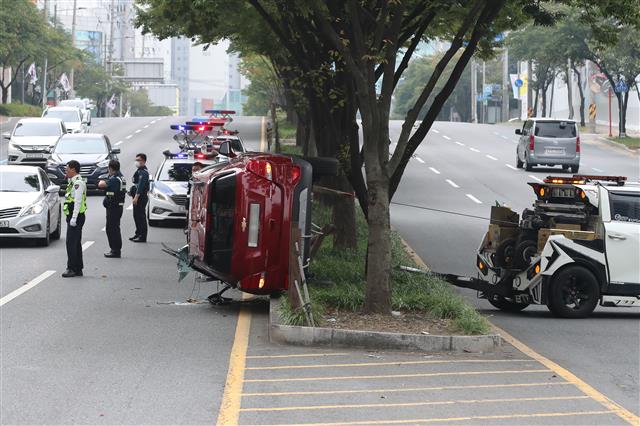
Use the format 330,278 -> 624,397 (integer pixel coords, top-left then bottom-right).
592,167 -> 604,173
501,135 -> 509,140
446,179 -> 459,188
505,164 -> 518,170
125,135 -> 133,139
114,141 -> 123,146
101,227 -> 106,232
0,270 -> 56,307
126,204 -> 133,210
432,129 -> 440,134
455,141 -> 465,146
466,194 -> 483,204
143,125 -> 149,128
528,175 -> 544,183
470,148 -> 481,153
415,157 -> 425,164
442,135 -> 451,140
135,129 -> 141,134
512,140 -> 518,144
428,167 -> 441,175
493,132 -> 500,136
82,241 -> 95,251
486,155 -> 498,161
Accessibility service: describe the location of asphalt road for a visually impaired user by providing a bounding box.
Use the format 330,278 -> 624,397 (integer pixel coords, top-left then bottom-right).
1,116 -> 638,425
0,116 -> 263,424
389,120 -> 640,417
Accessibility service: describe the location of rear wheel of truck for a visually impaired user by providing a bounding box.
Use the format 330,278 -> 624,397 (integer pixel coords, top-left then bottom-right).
495,238 -> 516,268
513,239 -> 537,270
547,265 -> 599,318
487,294 -> 530,312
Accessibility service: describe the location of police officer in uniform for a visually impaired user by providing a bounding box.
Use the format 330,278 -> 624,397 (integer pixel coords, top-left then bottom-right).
98,159 -> 126,258
62,160 -> 87,278
129,153 -> 150,243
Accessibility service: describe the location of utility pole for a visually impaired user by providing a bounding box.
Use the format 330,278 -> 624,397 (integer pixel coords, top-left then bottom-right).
482,61 -> 486,123
69,0 -> 77,98
471,58 -> 477,123
43,0 -> 48,20
502,48 -> 509,122
42,57 -> 48,108
527,60 -> 533,117
586,61 -> 596,133
107,0 -> 115,118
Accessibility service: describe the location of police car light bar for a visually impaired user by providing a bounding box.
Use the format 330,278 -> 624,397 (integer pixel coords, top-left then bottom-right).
544,175 -> 627,186
170,123 -> 218,131
162,150 -> 189,159
185,121 -> 224,127
204,109 -> 236,115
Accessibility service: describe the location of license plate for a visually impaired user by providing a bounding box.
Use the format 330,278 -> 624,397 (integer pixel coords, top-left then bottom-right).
545,148 -> 564,155
0,220 -> 9,228
551,187 -> 576,198
26,153 -> 44,159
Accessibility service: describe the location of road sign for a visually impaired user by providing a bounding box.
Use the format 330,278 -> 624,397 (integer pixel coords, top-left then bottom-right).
614,80 -> 628,93
515,79 -> 523,88
589,103 -> 596,119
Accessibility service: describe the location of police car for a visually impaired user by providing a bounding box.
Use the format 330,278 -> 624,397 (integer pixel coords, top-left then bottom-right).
444,175 -> 640,318
148,153 -> 218,226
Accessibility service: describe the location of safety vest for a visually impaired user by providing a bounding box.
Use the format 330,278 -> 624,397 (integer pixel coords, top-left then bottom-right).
64,175 -> 87,216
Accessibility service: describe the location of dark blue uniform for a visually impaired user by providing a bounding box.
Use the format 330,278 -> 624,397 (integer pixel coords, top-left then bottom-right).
103,172 -> 126,254
132,166 -> 149,241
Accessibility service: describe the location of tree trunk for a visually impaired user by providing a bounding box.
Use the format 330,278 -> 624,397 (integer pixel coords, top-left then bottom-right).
566,63 -> 574,120
573,66 -> 586,127
331,173 -> 357,250
532,89 -> 539,117
1,86 -> 8,104
549,78 -> 555,117
541,87 -> 547,117
620,91 -> 629,137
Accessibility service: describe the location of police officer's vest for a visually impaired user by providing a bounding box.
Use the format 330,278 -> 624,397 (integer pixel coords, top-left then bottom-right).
64,176 -> 87,216
104,175 -> 127,208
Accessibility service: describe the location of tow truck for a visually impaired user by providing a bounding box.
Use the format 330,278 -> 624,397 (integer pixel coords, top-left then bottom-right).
442,175 -> 640,318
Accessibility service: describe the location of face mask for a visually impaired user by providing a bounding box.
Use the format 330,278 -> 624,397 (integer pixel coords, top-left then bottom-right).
134,161 -> 141,168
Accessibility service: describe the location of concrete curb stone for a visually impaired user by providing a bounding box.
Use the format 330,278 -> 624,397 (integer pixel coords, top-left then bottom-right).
269,297 -> 502,353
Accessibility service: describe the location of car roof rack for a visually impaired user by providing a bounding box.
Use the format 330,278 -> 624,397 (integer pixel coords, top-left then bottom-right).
544,175 -> 627,186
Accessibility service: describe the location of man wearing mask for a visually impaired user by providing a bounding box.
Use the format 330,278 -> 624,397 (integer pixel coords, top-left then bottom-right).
98,160 -> 126,258
62,160 -> 87,278
130,153 -> 149,243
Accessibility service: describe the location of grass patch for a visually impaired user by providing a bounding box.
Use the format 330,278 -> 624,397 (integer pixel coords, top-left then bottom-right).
278,120 -> 296,139
609,136 -> 640,149
0,102 -> 42,117
279,144 -> 302,156
282,202 -> 491,335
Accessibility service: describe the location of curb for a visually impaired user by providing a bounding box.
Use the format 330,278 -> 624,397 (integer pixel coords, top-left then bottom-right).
269,297 -> 502,353
583,134 -> 639,155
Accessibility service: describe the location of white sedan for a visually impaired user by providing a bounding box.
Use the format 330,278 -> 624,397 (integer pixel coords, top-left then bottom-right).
0,165 -> 62,246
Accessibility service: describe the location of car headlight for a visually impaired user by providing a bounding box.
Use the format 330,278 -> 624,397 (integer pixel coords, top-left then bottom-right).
20,202 -> 45,217
97,159 -> 110,168
151,190 -> 169,201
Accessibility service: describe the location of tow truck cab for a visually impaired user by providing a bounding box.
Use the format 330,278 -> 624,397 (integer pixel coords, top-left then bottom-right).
187,151 -> 312,295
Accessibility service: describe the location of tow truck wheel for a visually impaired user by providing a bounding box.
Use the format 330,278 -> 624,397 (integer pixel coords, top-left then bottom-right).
487,294 -> 529,312
495,238 -> 516,268
547,265 -> 599,318
513,240 -> 537,270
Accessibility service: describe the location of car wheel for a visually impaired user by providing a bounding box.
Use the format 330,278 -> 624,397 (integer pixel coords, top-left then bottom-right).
487,294 -> 530,312
513,239 -> 537,270
524,156 -> 533,171
570,164 -> 579,173
38,217 -> 51,247
562,165 -> 570,172
516,153 -> 523,169
494,238 -> 516,268
547,265 -> 599,318
51,206 -> 61,240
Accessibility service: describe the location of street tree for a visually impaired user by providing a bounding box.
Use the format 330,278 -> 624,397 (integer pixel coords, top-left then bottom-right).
137,0 -> 640,314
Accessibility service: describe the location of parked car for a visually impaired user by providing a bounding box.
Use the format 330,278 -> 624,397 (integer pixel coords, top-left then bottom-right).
148,153 -> 218,225
45,133 -> 119,191
4,118 -> 66,166
515,118 -> 580,173
42,106 -> 87,133
0,165 -> 62,246
59,99 -> 92,126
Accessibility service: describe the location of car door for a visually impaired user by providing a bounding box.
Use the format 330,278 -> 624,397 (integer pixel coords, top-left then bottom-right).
39,170 -> 59,225
602,188 -> 640,286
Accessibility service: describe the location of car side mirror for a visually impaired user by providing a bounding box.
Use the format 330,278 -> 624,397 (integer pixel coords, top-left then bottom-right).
111,148 -> 121,155
2,132 -> 10,140
46,184 -> 60,193
218,140 -> 235,158
515,129 -> 522,135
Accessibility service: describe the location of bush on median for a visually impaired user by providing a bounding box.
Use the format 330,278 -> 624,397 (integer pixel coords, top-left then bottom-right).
0,102 -> 43,117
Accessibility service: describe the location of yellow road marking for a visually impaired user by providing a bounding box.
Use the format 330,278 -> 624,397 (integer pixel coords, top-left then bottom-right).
260,410 -> 615,426
244,368 -> 551,383
242,381 -> 571,397
245,358 -> 531,371
216,295 -> 252,426
246,353 -> 350,360
259,117 -> 266,152
495,325 -> 640,426
240,395 -> 590,412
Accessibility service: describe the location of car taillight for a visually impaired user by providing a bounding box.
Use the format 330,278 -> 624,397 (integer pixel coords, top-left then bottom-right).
290,165 -> 301,184
247,159 -> 273,181
529,134 -> 535,151
576,136 -> 581,153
